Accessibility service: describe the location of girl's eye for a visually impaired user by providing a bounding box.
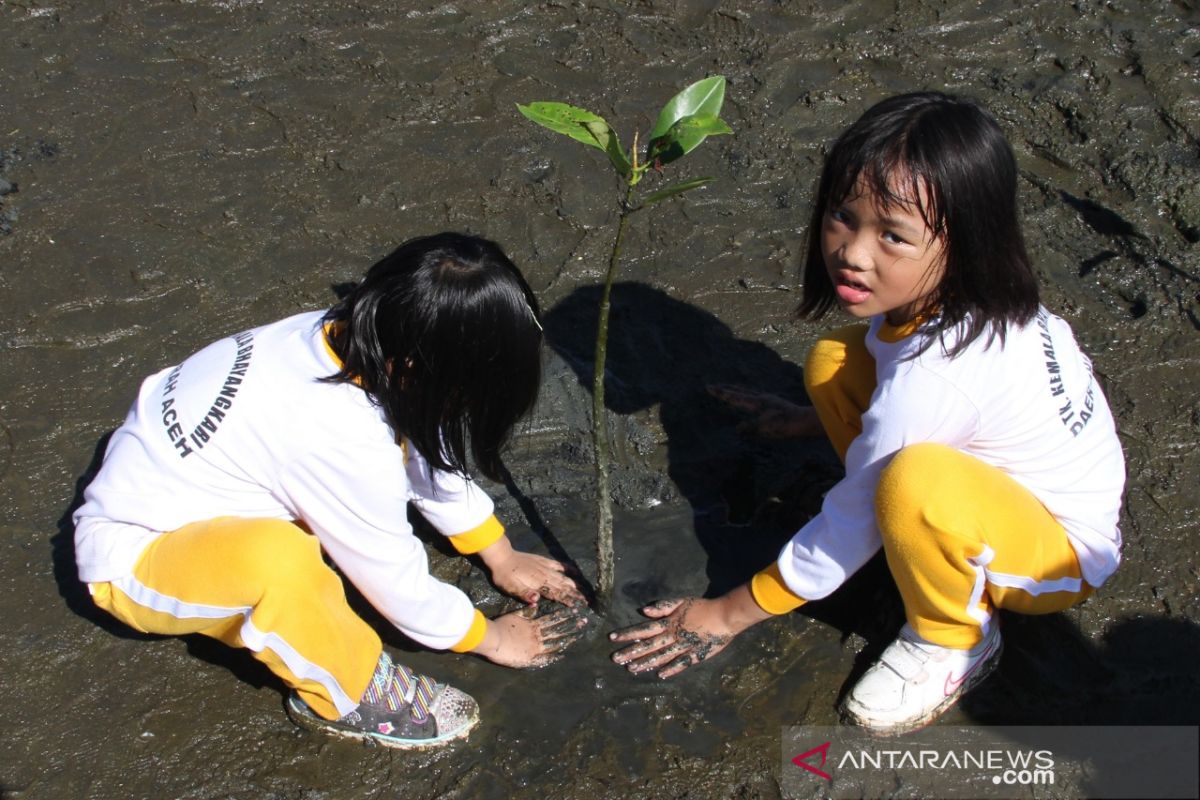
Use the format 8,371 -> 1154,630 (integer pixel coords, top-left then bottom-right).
882,231 -> 908,245
828,209 -> 849,224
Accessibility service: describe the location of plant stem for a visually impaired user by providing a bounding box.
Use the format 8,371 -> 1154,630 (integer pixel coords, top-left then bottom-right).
592,182 -> 635,609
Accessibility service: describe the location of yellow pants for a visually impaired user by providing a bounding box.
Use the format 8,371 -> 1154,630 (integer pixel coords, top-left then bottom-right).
89,517 -> 380,720
805,326 -> 1092,649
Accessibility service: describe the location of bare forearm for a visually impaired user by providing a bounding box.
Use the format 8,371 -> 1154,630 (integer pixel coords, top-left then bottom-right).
716,582 -> 776,636
476,534 -> 515,572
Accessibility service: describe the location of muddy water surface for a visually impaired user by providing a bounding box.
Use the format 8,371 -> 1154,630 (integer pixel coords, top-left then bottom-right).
2,1 -> 1198,798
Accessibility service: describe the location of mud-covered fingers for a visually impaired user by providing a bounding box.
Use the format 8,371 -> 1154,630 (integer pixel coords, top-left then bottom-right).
611,631 -> 676,665
543,630 -> 585,655
539,613 -> 588,641
640,598 -> 687,618
624,642 -> 693,675
540,574 -> 585,606
608,618 -> 669,643
526,622 -> 586,665
536,607 -> 582,625
656,652 -> 700,679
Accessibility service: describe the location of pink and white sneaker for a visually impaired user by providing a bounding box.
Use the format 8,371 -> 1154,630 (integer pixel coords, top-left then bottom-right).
840,623 -> 1002,735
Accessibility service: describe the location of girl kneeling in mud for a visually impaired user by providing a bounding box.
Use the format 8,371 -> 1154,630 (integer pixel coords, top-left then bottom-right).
610,92 -> 1125,734
74,232 -> 585,749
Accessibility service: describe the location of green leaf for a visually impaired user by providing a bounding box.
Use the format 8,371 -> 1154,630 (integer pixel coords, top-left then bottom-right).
582,120 -> 632,177
639,176 -> 713,207
517,102 -> 630,176
517,102 -> 606,146
649,76 -> 727,143
646,113 -> 732,166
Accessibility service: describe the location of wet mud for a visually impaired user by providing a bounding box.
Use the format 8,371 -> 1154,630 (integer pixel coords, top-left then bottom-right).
1,1 -> 1198,798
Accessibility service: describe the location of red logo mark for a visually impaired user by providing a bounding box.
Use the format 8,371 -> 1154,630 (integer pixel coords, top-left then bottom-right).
791,741 -> 832,781
944,635 -> 999,696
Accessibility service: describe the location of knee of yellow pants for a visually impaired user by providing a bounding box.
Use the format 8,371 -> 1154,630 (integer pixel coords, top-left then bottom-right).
875,443 -> 961,526
876,443 -> 987,648
803,325 -> 869,397
804,325 -> 874,462
875,443 -> 1090,648
875,442 -> 974,567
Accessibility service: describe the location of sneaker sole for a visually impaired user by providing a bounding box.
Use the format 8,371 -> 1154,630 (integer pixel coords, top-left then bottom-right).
840,635 -> 1003,736
286,694 -> 480,750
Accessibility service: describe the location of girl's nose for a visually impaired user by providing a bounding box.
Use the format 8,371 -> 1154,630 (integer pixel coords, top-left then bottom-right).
840,235 -> 872,271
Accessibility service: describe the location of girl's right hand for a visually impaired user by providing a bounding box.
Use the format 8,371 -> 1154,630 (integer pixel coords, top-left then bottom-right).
707,383 -> 822,439
472,606 -> 588,669
608,597 -> 739,679
608,583 -> 774,679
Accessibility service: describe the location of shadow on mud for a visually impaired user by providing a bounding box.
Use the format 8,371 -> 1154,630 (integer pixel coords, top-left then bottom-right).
543,281 -> 833,596
962,611 -> 1200,725
51,431 -> 126,635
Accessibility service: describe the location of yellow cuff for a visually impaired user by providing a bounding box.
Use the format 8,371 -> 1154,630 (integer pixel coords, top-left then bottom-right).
449,609 -> 488,653
447,515 -> 505,555
750,562 -> 806,615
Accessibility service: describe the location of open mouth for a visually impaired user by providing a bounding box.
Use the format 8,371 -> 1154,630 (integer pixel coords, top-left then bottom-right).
834,272 -> 872,304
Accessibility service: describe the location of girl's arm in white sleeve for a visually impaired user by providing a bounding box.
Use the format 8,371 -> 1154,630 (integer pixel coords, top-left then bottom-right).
279,439 -> 481,652
775,365 -> 981,603
404,446 -> 505,555
404,446 -> 585,607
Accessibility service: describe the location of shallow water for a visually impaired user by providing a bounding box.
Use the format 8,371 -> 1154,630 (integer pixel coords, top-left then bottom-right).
2,1 -> 1198,798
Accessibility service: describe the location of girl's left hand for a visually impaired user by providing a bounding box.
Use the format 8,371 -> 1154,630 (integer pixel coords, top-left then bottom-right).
473,606 -> 588,669
480,538 -> 585,607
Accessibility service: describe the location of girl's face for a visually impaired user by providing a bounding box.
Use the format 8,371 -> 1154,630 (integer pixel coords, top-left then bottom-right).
821,175 -> 946,326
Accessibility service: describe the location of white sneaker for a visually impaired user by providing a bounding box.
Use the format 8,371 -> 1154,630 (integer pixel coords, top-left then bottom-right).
840,623 -> 1002,735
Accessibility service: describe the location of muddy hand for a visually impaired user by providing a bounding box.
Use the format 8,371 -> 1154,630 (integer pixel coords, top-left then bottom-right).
609,597 -> 734,679
493,551 -> 585,607
479,537 -> 585,608
706,383 -> 821,439
476,606 -> 589,669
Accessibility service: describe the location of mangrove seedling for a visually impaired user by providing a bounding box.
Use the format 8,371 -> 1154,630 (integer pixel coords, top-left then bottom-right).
518,76 -> 732,608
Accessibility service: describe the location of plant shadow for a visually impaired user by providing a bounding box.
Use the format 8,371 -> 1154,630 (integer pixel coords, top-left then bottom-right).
543,281 -> 857,608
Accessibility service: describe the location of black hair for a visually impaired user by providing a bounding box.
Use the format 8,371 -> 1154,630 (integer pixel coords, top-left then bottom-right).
798,91 -> 1039,356
323,232 -> 542,481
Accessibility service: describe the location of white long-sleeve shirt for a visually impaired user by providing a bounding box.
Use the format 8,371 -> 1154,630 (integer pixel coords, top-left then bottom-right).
777,308 -> 1126,601
74,311 -> 495,650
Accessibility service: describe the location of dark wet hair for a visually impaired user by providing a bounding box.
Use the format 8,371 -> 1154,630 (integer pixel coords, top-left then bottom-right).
323,232 -> 542,481
798,91 -> 1039,356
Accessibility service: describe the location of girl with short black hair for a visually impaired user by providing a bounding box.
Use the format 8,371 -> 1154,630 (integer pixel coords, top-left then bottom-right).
75,232 -> 585,749
612,92 -> 1125,735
